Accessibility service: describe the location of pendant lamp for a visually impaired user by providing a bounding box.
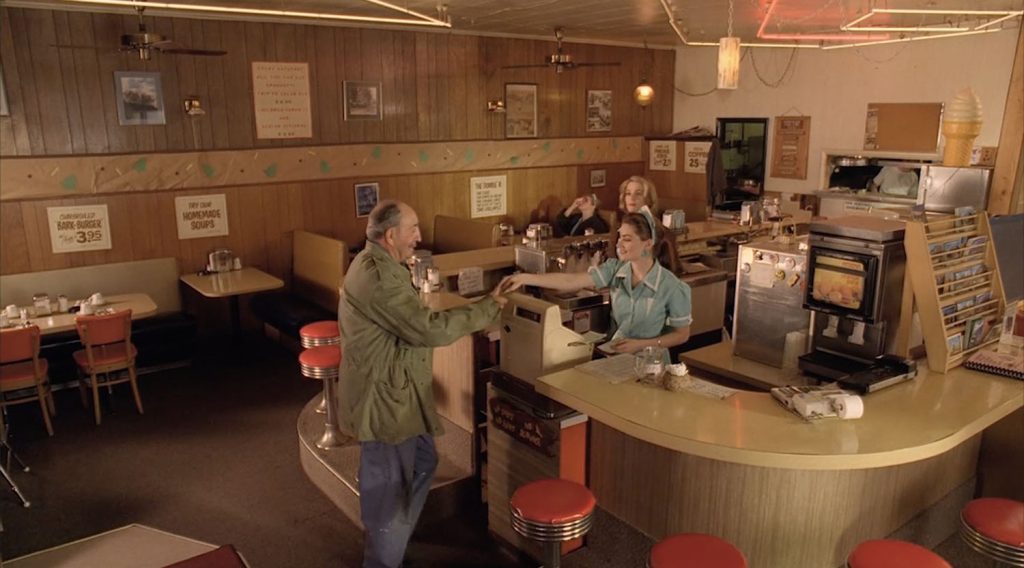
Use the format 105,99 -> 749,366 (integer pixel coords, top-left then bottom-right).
717,0 -> 740,90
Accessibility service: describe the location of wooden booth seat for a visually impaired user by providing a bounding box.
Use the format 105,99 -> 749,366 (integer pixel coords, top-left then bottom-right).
433,215 -> 501,253
251,230 -> 347,340
0,258 -> 196,383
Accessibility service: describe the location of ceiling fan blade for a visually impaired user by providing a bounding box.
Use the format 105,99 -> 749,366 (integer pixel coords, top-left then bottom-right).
502,63 -> 551,69
574,62 -> 622,68
51,43 -> 104,50
156,45 -> 227,56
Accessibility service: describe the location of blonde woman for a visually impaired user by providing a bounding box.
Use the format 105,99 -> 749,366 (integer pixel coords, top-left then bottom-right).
618,175 -> 659,214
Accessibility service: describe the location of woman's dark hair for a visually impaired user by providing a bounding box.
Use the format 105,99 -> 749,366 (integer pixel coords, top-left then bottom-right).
620,212 -> 655,241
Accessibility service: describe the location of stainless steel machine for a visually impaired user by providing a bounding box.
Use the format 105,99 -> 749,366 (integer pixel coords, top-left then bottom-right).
732,239 -> 810,367
799,216 -> 907,379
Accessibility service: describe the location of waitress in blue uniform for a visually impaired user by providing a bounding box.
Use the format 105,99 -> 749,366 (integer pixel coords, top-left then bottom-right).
498,209 -> 691,356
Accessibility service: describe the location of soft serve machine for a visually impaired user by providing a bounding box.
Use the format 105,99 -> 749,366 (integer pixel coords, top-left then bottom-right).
798,216 -> 912,383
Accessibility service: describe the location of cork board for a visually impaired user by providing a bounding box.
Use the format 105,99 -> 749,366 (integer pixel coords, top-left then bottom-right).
864,103 -> 943,152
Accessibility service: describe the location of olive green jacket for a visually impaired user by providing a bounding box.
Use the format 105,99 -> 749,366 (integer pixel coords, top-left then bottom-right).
339,242 -> 500,444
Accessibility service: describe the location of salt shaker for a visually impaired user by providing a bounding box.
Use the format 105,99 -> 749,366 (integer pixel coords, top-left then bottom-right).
58,294 -> 69,312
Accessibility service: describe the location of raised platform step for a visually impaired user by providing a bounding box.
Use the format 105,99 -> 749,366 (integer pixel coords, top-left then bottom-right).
297,396 -> 476,529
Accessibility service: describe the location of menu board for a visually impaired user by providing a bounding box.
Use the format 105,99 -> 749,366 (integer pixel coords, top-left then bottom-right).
47,204 -> 112,253
649,140 -> 676,171
174,194 -> 229,240
770,116 -> 810,179
470,175 -> 507,218
252,62 -> 312,139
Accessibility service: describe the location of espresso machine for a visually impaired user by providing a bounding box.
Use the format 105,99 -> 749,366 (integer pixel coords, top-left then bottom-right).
514,229 -> 613,336
798,216 -> 908,380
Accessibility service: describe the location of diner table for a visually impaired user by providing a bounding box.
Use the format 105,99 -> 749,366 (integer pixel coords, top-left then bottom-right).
179,267 -> 284,334
2,293 -> 158,335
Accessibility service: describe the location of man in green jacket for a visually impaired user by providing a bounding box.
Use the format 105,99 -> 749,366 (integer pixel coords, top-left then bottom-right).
340,200 -> 505,568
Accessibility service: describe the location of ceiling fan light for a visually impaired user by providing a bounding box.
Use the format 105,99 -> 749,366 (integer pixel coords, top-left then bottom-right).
634,82 -> 655,107
717,37 -> 741,90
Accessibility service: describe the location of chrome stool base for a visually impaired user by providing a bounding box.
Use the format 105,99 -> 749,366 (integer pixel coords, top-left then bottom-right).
960,514 -> 1024,566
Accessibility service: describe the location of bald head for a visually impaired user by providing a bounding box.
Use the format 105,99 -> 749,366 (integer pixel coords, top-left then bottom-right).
366,200 -> 421,262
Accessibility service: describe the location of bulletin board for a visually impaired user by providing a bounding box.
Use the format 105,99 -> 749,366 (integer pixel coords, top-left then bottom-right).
863,103 -> 943,152
770,116 -> 810,179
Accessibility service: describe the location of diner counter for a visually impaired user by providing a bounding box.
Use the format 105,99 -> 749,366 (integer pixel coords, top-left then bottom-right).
433,246 -> 515,278
535,350 -> 1023,470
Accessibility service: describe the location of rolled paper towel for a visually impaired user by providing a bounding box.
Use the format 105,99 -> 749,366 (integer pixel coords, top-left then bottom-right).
833,394 -> 864,420
942,88 -> 983,167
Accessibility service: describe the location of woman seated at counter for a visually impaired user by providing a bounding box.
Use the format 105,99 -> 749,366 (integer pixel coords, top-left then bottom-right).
618,175 -> 681,275
554,193 -> 610,237
499,210 -> 691,356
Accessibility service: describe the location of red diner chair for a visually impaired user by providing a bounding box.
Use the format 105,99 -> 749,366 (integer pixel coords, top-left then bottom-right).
847,539 -> 951,568
0,324 -> 55,436
74,310 -> 143,425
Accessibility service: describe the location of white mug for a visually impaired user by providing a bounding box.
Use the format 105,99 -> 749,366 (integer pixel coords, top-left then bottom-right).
4,304 -> 17,318
0,313 -> 9,327
79,302 -> 95,315
90,293 -> 105,306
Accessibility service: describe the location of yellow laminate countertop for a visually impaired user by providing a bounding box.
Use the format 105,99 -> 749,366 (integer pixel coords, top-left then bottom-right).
535,355 -> 1023,470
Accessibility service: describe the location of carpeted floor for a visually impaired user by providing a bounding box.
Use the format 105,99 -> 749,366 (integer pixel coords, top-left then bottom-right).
0,337 -> 1001,567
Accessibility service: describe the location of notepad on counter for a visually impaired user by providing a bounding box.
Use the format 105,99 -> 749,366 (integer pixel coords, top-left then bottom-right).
576,354 -> 635,384
964,347 -> 1024,380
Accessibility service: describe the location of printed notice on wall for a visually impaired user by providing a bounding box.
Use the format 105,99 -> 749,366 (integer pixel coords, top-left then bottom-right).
175,194 -> 229,240
470,175 -> 507,218
47,205 -> 112,254
649,140 -> 676,171
684,141 -> 712,173
252,62 -> 312,139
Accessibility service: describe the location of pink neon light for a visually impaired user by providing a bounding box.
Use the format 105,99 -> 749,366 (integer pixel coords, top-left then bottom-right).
756,0 -> 889,42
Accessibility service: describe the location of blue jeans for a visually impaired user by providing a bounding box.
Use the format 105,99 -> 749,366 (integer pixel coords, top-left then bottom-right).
359,434 -> 438,568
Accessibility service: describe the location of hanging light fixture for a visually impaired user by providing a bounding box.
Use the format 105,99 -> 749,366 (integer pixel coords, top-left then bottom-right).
634,41 -> 655,107
717,0 -> 741,90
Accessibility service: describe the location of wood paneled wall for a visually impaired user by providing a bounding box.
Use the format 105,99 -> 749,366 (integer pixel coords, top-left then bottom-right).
0,7 -> 674,156
0,164 -> 642,276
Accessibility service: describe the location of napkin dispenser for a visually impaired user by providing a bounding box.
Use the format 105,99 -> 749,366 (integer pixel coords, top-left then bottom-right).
208,249 -> 235,273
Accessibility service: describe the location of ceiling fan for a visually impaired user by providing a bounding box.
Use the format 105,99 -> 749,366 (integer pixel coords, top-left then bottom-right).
502,27 -> 621,74
53,7 -> 227,61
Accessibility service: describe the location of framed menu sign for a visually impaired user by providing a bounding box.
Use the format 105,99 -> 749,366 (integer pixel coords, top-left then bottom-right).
770,116 -> 810,180
252,62 -> 312,139
47,205 -> 112,253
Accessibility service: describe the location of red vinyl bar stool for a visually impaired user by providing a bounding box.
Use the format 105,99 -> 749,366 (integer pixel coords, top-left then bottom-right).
648,533 -> 747,568
847,540 -> 951,568
298,345 -> 344,450
299,321 -> 340,415
960,498 -> 1024,566
509,478 -> 596,568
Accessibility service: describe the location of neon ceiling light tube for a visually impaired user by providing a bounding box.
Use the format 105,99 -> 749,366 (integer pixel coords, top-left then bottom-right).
758,0 -> 888,42
821,28 -> 1000,50
53,0 -> 452,27
658,0 -> 817,49
843,8 -> 1022,32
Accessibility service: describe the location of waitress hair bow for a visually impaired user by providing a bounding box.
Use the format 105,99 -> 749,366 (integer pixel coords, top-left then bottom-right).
639,205 -> 658,238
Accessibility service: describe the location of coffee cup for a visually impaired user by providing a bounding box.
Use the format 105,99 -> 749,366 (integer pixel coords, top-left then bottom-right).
79,302 -> 95,315
90,293 -> 105,306
4,305 -> 17,318
0,313 -> 9,327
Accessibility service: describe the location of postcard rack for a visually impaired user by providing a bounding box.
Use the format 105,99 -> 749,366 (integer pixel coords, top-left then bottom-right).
904,213 -> 1006,373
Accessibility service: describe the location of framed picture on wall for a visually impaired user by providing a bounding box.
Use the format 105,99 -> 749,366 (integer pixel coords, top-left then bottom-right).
344,80 -> 382,121
113,71 -> 166,126
354,182 -> 380,218
586,90 -> 611,132
589,169 -> 607,188
505,83 -> 537,138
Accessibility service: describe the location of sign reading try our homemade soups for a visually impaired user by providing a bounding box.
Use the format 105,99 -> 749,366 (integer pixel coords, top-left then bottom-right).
47,205 -> 112,253
174,194 -> 229,239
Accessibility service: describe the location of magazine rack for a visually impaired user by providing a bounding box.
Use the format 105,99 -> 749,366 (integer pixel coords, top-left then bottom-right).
904,213 -> 1006,373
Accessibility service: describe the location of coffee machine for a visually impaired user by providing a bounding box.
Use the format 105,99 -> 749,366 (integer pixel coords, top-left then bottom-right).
798,216 -> 907,379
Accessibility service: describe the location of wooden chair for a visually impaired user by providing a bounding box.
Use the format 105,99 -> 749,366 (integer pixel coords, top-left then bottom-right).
74,310 -> 143,425
0,325 -> 55,436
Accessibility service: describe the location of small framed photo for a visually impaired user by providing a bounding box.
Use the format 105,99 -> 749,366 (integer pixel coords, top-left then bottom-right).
344,80 -> 382,121
354,182 -> 380,218
586,89 -> 612,132
505,83 -> 537,139
589,169 -> 607,188
114,71 -> 165,126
